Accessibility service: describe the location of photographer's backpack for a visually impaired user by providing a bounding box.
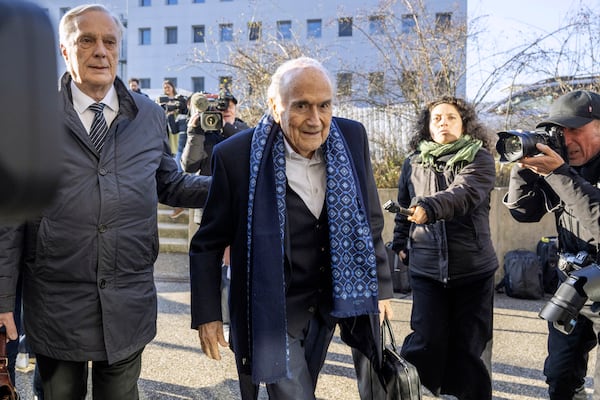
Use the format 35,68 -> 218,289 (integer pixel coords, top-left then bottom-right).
496,249 -> 544,299
537,236 -> 559,294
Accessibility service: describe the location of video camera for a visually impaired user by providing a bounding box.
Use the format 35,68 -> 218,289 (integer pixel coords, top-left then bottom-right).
495,125 -> 566,163
539,251 -> 600,334
157,96 -> 183,113
190,93 -> 230,132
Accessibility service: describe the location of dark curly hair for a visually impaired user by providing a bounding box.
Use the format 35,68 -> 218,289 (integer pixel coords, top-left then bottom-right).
407,95 -> 495,152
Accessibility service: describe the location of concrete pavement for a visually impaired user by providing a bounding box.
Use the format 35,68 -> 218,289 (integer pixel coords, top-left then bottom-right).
14,252 -> 595,399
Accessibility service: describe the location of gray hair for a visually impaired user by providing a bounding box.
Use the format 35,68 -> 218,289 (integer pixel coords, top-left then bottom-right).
59,4 -> 124,45
267,57 -> 334,109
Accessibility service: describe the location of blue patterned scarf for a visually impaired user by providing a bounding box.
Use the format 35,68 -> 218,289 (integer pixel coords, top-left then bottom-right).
247,114 -> 379,383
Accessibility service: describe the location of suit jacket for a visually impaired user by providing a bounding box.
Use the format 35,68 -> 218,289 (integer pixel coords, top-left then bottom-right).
189,116 -> 392,376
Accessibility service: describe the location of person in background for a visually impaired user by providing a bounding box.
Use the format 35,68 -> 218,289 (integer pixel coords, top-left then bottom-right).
188,57 -> 393,400
159,79 -> 189,219
504,90 -> 600,400
127,77 -> 147,97
391,95 -> 498,399
0,4 -> 210,399
181,90 -> 250,333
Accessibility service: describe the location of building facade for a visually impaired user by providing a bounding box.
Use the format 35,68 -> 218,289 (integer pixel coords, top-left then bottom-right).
28,0 -> 466,105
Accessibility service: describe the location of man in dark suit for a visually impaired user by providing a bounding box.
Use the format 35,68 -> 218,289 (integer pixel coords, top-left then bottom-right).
189,57 -> 393,400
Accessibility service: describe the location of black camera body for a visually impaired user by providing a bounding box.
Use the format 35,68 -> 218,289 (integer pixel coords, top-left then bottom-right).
539,251 -> 600,334
496,125 -> 566,163
157,96 -> 182,112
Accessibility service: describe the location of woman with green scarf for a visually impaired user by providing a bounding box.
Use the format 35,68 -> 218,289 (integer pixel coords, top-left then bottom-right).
391,96 -> 498,399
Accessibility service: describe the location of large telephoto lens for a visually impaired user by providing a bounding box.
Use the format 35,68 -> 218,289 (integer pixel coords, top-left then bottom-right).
496,130 -> 546,162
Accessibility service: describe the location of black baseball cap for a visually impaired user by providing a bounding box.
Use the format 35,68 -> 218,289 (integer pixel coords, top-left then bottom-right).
537,90 -> 600,129
221,91 -> 237,104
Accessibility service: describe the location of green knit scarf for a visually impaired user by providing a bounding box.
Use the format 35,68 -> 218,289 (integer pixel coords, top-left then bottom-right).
418,135 -> 482,170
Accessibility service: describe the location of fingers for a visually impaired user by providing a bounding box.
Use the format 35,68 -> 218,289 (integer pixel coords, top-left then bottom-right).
378,299 -> 393,325
198,321 -> 227,360
0,313 -> 18,341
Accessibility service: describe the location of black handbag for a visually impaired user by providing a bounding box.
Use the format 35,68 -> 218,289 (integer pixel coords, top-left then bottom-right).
0,332 -> 19,400
354,317 -> 422,400
377,318 -> 422,400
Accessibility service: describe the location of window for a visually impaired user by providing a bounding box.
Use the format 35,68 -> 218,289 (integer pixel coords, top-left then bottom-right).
193,0 -> 205,2
165,27 -> 177,44
337,73 -> 352,97
192,77 -> 205,93
368,72 -> 384,96
220,23 -> 233,42
338,17 -> 352,37
248,21 -> 262,41
219,76 -> 232,92
307,19 -> 322,38
369,15 -> 385,35
140,0 -> 151,6
166,0 -> 177,4
277,20 -> 292,40
401,14 -> 416,34
140,78 -> 151,89
192,25 -> 205,43
139,28 -> 151,45
435,13 -> 452,32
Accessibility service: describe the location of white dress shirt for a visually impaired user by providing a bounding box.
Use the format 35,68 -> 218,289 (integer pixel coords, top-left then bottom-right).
284,138 -> 326,219
70,81 -> 119,133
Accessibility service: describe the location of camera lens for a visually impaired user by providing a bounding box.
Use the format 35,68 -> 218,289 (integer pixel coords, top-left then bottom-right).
206,116 -> 216,125
503,136 -> 523,154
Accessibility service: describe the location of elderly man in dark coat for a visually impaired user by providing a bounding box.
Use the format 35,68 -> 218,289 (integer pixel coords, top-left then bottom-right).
189,57 -> 393,400
0,4 -> 209,399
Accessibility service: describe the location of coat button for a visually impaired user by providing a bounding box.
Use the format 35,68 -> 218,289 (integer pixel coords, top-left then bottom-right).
99,168 -> 107,175
308,306 -> 316,313
99,279 -> 106,289
98,224 -> 107,233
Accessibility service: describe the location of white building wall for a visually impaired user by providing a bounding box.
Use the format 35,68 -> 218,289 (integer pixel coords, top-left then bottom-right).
27,0 -> 466,102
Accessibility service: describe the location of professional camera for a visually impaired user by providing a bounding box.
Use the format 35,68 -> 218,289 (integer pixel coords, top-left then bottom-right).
190,93 -> 223,132
496,125 -> 566,163
157,96 -> 182,112
539,251 -> 600,334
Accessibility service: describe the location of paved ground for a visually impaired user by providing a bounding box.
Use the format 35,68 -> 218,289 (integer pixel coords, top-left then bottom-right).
14,253 -> 596,399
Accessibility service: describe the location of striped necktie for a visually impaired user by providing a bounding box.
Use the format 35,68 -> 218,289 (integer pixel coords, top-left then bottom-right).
88,102 -> 109,152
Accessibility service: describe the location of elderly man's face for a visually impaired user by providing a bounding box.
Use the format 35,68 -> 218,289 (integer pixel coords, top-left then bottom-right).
563,120 -> 600,166
271,67 -> 333,158
60,10 -> 120,100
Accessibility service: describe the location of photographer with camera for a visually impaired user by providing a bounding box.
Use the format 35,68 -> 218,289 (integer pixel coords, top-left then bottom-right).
181,90 -> 249,178
504,90 -> 600,399
181,90 -> 249,334
158,79 -> 189,218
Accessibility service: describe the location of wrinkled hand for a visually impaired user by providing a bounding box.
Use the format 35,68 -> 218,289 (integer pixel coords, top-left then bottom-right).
198,321 -> 228,360
407,205 -> 428,224
518,143 -> 565,176
378,299 -> 393,325
0,312 -> 17,341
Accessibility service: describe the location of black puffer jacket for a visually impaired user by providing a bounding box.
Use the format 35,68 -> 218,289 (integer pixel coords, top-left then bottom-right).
392,148 -> 498,285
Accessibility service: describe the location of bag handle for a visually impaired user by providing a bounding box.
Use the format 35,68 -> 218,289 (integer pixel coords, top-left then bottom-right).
381,317 -> 398,352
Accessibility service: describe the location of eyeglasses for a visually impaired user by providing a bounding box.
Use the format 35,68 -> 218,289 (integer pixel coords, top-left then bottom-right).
75,35 -> 118,51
